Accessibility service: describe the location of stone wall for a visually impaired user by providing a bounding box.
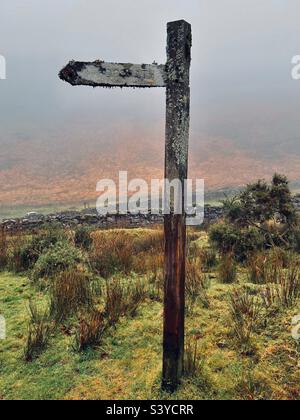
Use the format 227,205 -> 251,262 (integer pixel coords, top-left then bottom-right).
0,205 -> 224,232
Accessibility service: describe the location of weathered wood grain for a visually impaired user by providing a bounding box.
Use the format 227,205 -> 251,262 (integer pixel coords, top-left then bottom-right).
59,60 -> 167,88
162,19 -> 192,393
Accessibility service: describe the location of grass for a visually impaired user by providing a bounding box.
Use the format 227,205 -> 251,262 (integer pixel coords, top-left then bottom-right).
0,267 -> 299,400
0,226 -> 299,400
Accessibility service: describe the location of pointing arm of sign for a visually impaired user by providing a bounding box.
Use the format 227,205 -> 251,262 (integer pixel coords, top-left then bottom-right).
59,60 -> 167,88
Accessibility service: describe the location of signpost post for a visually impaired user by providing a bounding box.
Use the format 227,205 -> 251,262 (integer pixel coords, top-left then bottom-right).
59,19 -> 192,392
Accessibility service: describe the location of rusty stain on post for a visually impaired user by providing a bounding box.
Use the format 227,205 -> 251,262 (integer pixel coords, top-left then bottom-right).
162,20 -> 192,393
59,61 -> 167,88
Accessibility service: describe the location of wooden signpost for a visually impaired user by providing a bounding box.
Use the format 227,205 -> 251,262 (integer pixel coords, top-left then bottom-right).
59,19 -> 192,392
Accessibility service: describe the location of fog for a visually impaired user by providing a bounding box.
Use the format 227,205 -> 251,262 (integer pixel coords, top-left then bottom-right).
0,0 -> 300,209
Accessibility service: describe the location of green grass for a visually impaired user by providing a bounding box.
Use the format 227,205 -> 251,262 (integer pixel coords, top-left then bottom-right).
0,202 -> 93,220
0,269 -> 299,400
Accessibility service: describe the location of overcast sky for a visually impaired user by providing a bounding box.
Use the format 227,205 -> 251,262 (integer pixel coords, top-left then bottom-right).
0,0 -> 300,208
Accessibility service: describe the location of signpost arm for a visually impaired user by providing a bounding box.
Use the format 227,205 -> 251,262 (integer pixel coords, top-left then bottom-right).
162,20 -> 192,392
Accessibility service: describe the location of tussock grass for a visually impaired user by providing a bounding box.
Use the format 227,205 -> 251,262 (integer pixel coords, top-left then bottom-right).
184,336 -> 205,378
24,301 -> 53,362
49,269 -> 94,322
186,258 -> 210,311
218,253 -> 237,284
229,287 -> 262,351
73,310 -> 107,352
104,278 -> 147,325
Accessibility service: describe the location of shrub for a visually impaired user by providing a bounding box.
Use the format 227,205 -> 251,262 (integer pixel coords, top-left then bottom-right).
49,269 -> 94,322
74,310 -> 107,351
10,225 -> 65,272
24,301 -> 53,362
30,241 -> 84,283
209,223 -> 264,262
229,288 -> 262,350
74,226 -> 92,250
218,254 -> 237,284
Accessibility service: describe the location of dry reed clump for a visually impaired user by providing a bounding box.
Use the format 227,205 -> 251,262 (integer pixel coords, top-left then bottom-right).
89,231 -> 135,278
147,266 -> 164,302
104,278 -> 147,325
90,229 -> 164,278
184,335 -> 205,378
247,248 -> 291,285
186,258 -> 210,310
262,264 -> 300,309
229,287 -> 262,350
218,253 -> 237,284
247,252 -> 268,284
200,248 -> 217,272
24,301 -> 53,362
7,230 -> 30,273
132,230 -> 164,254
49,269 -> 95,322
73,310 -> 107,351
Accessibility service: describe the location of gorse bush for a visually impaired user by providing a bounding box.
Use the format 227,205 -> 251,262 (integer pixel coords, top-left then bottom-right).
209,223 -> 264,262
74,226 -> 92,250
30,241 -> 84,283
8,225 -> 65,273
24,301 -> 53,362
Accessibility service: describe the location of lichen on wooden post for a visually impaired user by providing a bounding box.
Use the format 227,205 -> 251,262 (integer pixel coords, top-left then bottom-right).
59,61 -> 167,88
162,19 -> 192,393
